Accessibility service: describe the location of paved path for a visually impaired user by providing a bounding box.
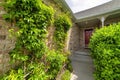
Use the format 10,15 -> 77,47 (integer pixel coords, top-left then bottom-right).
70,50 -> 94,80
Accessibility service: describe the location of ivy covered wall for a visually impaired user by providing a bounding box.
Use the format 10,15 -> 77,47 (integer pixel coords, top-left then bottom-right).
0,0 -> 72,79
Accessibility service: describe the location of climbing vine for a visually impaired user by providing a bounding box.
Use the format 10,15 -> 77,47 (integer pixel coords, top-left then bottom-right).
4,0 -> 54,62
54,14 -> 72,51
1,0 -> 72,80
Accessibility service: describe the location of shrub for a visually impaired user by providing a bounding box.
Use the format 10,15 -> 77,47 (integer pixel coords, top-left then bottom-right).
46,50 -> 67,79
89,23 -> 120,80
65,58 -> 73,72
61,70 -> 71,80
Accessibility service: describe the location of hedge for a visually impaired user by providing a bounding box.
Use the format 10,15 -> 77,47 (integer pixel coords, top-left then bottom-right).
89,23 -> 120,80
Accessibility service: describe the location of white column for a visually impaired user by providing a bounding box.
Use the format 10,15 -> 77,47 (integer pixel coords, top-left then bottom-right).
98,16 -> 108,27
101,17 -> 105,27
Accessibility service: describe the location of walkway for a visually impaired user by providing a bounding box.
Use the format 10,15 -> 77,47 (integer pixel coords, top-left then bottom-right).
70,49 -> 94,80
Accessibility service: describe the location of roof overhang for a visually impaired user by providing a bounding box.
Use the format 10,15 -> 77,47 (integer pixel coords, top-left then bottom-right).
74,0 -> 120,22
55,0 -> 76,21
61,0 -> 120,23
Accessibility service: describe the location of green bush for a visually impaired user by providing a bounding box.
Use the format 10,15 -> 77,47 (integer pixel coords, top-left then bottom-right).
89,23 -> 120,80
46,50 -> 67,79
2,63 -> 48,80
65,58 -> 73,72
61,70 -> 71,80
54,15 -> 72,32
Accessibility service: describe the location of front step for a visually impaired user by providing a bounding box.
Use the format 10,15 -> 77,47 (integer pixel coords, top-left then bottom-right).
70,51 -> 93,63
75,51 -> 90,56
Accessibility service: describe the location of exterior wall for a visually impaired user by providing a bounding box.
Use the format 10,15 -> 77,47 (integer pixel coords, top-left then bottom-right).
0,0 -> 120,74
43,0 -> 73,52
68,23 -> 80,53
0,18 -> 16,74
105,16 -> 120,25
0,1 -> 69,75
79,26 -> 97,48
43,0 -> 63,15
68,22 -> 99,53
78,15 -> 120,51
47,26 -> 55,49
43,0 -> 64,50
0,0 -> 61,75
0,1 -> 8,74
0,0 -> 16,74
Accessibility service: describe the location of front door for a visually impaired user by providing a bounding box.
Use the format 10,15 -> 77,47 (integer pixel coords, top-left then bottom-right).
85,29 -> 93,47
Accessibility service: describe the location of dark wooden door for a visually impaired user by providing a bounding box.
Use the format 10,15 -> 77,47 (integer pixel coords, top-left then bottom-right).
85,29 -> 93,47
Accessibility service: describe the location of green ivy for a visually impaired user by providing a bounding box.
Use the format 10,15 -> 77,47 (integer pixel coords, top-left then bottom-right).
54,14 -> 72,51
2,0 -> 54,79
46,50 -> 67,79
1,0 -> 72,79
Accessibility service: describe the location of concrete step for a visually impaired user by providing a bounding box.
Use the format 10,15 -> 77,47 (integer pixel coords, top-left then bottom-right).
75,51 -> 90,56
70,51 -> 93,63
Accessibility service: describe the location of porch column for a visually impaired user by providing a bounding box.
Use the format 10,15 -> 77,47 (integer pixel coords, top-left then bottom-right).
98,16 -> 108,27
101,17 -> 105,27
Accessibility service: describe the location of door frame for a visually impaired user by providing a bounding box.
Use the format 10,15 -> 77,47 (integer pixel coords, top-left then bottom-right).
83,28 -> 93,48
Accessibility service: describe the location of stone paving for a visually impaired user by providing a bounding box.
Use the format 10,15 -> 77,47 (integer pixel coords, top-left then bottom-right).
70,50 -> 94,80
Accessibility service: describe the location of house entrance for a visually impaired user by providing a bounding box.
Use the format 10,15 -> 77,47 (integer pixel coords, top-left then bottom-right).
84,29 -> 93,47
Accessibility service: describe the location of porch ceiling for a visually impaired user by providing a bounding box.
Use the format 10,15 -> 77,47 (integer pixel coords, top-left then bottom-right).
106,12 -> 120,20
76,12 -> 120,27
76,19 -> 100,27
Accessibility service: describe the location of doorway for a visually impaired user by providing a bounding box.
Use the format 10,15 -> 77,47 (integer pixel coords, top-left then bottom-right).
84,29 -> 93,48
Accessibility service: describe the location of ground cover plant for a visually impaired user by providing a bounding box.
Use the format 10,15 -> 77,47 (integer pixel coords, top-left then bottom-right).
89,23 -> 120,80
